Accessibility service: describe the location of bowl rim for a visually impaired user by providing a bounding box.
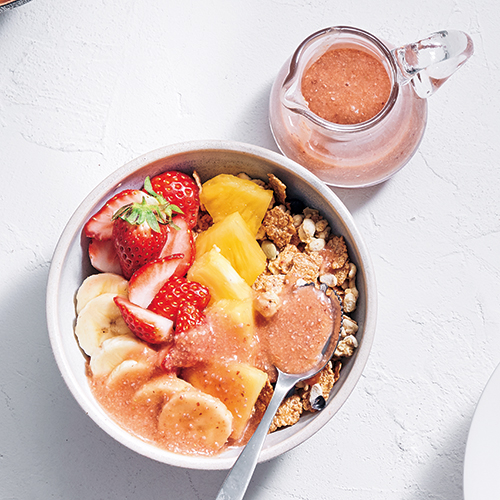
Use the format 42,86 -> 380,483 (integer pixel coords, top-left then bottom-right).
46,139 -> 377,470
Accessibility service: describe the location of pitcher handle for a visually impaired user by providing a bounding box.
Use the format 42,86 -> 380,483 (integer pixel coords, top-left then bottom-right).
391,30 -> 473,98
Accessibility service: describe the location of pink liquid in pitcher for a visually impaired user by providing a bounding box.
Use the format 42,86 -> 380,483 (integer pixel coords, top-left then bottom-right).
269,27 -> 428,188
301,47 -> 392,125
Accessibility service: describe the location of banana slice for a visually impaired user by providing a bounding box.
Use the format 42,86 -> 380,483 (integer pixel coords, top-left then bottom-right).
90,335 -> 150,377
158,390 -> 233,453
133,374 -> 195,406
76,273 -> 128,314
75,293 -> 133,356
106,359 -> 152,388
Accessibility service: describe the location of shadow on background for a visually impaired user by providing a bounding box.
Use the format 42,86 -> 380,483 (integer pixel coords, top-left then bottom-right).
229,80 -> 279,154
413,413 -> 474,500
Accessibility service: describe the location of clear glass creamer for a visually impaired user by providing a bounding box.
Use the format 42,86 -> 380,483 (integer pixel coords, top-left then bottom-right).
269,26 -> 473,188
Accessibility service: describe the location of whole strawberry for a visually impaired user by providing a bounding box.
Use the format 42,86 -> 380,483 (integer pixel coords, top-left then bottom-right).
112,217 -> 169,279
112,179 -> 182,279
148,171 -> 200,229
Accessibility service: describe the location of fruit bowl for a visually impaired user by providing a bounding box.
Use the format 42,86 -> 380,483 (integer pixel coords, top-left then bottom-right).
46,140 -> 377,470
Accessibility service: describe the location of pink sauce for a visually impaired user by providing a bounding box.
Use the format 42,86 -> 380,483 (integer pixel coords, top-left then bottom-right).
301,47 -> 392,125
89,283 -> 341,455
256,283 -> 341,375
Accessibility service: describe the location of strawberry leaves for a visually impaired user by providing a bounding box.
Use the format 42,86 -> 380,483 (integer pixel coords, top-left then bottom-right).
113,177 -> 183,232
143,176 -> 183,229
113,198 -> 164,233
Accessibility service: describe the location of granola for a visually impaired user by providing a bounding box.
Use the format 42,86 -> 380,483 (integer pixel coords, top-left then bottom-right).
262,206 -> 297,249
269,395 -> 303,433
267,173 -> 287,205
249,173 -> 360,432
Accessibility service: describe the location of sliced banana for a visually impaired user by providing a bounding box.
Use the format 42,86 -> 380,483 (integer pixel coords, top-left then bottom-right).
158,390 -> 233,453
76,273 -> 128,314
75,293 -> 133,357
133,374 -> 195,406
90,335 -> 149,377
106,359 -> 152,388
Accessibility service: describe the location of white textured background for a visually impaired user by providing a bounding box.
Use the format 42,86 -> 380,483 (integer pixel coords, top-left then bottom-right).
1,1 -> 499,499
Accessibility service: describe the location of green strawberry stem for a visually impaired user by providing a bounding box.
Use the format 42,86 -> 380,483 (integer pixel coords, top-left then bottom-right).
144,176 -> 184,216
112,177 -> 184,233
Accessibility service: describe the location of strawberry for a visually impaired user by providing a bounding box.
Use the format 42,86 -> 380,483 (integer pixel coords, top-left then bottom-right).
112,182 -> 183,279
114,296 -> 174,344
176,301 -> 207,333
88,238 -> 122,274
148,171 -> 200,229
159,215 -> 195,262
112,216 -> 170,279
84,189 -> 150,240
148,277 -> 210,321
128,254 -> 188,308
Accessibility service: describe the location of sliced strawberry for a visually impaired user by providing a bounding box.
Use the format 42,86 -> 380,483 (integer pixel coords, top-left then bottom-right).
84,189 -> 148,240
128,254 -> 188,308
114,296 -> 174,344
176,301 -> 207,333
159,215 -> 195,265
88,238 -> 122,275
148,277 -> 210,321
149,171 -> 200,229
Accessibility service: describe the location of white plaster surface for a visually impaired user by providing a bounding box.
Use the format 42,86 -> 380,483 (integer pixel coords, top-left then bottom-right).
0,1 -> 498,499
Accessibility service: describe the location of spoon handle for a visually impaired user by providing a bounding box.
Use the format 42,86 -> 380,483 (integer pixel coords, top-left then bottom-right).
215,372 -> 297,500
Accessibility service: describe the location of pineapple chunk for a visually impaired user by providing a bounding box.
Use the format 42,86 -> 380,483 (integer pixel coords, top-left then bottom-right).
195,212 -> 267,286
207,298 -> 255,345
187,247 -> 253,303
200,174 -> 273,235
184,361 -> 268,440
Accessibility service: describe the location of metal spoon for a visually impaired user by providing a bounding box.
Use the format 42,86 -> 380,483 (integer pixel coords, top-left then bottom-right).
215,286 -> 342,500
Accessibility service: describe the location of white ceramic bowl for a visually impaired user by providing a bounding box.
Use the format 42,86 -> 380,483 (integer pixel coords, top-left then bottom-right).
46,140 -> 377,470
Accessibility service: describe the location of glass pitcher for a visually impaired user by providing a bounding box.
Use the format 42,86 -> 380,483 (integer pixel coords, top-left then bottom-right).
269,26 -> 473,188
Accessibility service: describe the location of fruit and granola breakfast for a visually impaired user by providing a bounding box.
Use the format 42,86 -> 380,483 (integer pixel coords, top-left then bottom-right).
74,169 -> 360,455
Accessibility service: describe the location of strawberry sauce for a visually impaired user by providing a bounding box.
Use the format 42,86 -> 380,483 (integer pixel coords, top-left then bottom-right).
255,283 -> 341,375
301,47 -> 392,125
88,284 -> 340,455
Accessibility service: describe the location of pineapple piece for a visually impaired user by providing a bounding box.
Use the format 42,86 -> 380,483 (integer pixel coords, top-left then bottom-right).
195,212 -> 267,286
184,361 -> 268,440
187,247 -> 253,303
200,174 -> 274,235
207,298 -> 255,345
